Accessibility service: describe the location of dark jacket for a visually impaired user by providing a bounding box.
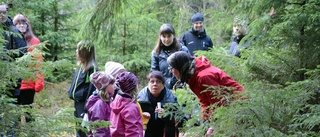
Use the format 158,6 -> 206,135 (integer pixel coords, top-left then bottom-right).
2,17 -> 27,60
180,28 -> 213,56
2,17 -> 27,98
228,35 -> 249,57
68,65 -> 97,102
151,43 -> 190,89
138,87 -> 178,137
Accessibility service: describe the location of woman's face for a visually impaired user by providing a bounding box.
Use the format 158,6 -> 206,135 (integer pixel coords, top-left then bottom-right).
148,77 -> 164,97
16,22 -> 27,33
160,33 -> 174,46
169,67 -> 181,80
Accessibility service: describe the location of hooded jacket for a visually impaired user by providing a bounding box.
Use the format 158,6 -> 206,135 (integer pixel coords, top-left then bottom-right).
188,56 -> 244,119
151,43 -> 190,89
138,86 -> 177,137
85,91 -> 111,137
110,93 -> 143,137
20,37 -> 44,92
180,28 -> 213,56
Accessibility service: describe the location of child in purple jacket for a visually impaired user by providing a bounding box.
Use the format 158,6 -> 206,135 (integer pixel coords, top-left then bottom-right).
110,72 -> 143,137
85,71 -> 115,137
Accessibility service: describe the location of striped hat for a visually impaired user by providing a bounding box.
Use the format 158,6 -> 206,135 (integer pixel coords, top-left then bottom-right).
105,61 -> 126,76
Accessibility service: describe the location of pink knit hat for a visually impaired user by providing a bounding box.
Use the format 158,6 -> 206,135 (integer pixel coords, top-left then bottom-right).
90,71 -> 115,90
116,72 -> 138,93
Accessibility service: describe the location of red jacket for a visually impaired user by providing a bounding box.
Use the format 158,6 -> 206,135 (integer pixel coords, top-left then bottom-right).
20,37 -> 44,92
188,56 -> 244,119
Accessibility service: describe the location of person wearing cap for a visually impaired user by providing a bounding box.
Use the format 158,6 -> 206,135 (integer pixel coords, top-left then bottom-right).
228,17 -> 249,58
110,72 -> 143,137
167,51 -> 244,120
138,71 -> 178,137
85,71 -> 115,137
180,13 -> 213,56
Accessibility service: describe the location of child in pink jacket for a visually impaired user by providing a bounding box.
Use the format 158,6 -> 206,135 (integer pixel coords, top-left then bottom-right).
110,72 -> 143,137
85,71 -> 115,137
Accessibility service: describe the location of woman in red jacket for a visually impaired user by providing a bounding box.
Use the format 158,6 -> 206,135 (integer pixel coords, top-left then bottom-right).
13,14 -> 44,122
167,51 -> 244,120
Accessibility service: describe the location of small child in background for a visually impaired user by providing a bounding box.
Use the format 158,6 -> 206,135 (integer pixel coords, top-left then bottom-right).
110,72 -> 143,137
85,71 -> 115,137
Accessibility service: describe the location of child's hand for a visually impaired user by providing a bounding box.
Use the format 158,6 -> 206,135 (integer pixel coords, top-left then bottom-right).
142,112 -> 150,119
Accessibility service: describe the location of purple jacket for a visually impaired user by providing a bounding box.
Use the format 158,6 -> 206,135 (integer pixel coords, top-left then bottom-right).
85,91 -> 111,137
110,93 -> 143,137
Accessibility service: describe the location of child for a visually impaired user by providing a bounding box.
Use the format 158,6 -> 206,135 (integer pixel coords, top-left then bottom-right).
105,61 -> 149,131
85,71 -> 115,137
110,72 -> 143,137
67,40 -> 98,137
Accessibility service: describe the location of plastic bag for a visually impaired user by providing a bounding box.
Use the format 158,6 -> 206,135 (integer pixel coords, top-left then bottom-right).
81,113 -> 90,131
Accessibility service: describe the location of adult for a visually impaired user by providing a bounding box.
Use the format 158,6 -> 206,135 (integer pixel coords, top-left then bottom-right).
13,14 -> 44,122
138,71 -> 178,137
1,3 -> 27,98
167,51 -> 244,120
151,24 -> 190,89
180,13 -> 213,56
228,18 -> 249,58
68,40 -> 98,137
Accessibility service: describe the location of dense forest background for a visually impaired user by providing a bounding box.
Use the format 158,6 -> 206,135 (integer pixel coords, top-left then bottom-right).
1,0 -> 319,136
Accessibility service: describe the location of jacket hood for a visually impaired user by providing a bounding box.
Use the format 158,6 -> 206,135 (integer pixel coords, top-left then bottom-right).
195,56 -> 211,72
110,92 -> 133,114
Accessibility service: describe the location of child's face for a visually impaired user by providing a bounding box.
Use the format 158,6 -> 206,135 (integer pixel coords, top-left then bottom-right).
105,84 -> 115,94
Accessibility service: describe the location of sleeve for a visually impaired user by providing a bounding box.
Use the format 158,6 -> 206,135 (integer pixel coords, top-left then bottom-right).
208,37 -> 213,48
34,72 -> 44,92
123,105 -> 143,137
32,38 -> 44,92
150,51 -> 160,71
179,33 -> 186,46
90,102 -> 109,121
180,45 -> 190,55
13,29 -> 27,55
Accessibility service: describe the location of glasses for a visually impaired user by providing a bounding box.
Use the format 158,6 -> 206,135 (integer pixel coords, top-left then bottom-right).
16,23 -> 27,26
149,80 -> 162,85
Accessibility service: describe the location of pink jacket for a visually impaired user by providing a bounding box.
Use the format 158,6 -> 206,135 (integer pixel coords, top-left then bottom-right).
110,93 -> 143,137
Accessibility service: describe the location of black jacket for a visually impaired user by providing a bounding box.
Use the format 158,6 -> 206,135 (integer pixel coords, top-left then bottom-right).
138,87 -> 178,137
151,43 -> 189,89
2,17 -> 27,98
180,28 -> 213,56
2,17 -> 27,60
